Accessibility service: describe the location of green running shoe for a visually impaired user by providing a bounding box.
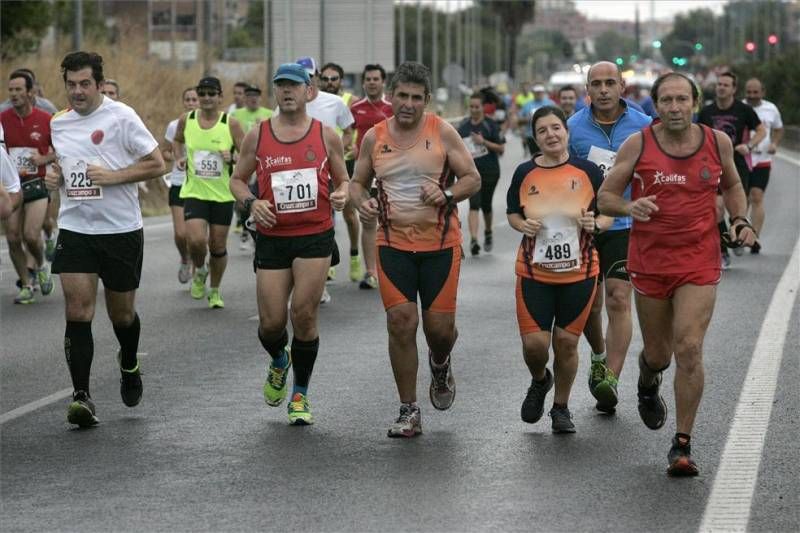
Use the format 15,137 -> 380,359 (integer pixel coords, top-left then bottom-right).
349,255 -> 363,282
14,286 -> 34,304
287,392 -> 313,425
263,349 -> 291,406
208,288 -> 224,309
38,265 -> 54,296
588,357 -> 608,395
191,267 -> 208,299
67,391 -> 99,428
594,368 -> 619,413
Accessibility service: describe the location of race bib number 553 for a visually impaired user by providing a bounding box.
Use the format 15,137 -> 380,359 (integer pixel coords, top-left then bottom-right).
62,157 -> 103,200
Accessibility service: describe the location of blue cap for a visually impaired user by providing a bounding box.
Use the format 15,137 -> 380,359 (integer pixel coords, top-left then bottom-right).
295,56 -> 317,76
273,63 -> 311,85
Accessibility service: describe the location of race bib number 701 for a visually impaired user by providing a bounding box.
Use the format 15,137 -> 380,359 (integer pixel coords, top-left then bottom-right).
270,167 -> 318,214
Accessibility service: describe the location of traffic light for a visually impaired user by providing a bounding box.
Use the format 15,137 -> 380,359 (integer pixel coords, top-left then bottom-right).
694,42 -> 703,51
745,41 -> 756,53
615,57 -> 624,66
671,57 -> 688,66
768,34 -> 779,45
652,40 -> 662,49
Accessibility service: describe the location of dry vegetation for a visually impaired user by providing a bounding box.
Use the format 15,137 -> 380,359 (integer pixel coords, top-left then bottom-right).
1,36 -> 262,215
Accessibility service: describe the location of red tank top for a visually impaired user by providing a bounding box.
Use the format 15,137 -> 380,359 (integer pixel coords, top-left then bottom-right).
255,118 -> 333,237
0,107 -> 52,181
629,124 -> 722,274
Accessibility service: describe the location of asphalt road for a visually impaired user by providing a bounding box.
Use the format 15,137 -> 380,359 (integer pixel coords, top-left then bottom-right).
1,134 -> 798,532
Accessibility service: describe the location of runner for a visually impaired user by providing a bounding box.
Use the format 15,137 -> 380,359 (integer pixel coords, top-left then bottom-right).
598,72 -> 755,475
457,92 -> 505,256
173,76 -> 244,308
519,84 -> 554,156
350,61 -> 481,437
743,77 -> 783,253
0,68 -> 58,114
350,64 -> 393,289
101,79 -> 120,100
557,85 -> 578,119
229,62 -> 349,425
44,51 -> 165,427
697,71 -> 765,267
226,81 -> 247,115
1,145 -> 21,220
507,105 -> 605,433
1,70 -> 56,304
317,60 -> 363,285
162,87 -> 199,283
567,61 -> 652,414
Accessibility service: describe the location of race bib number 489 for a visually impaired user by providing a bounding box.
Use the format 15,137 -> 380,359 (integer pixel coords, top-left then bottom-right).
62,157 -> 103,200
533,215 -> 581,272
270,168 -> 318,214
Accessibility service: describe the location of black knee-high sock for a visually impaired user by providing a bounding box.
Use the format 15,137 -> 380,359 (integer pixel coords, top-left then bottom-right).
291,337 -> 319,391
65,321 -> 93,394
113,313 -> 141,370
258,328 -> 288,360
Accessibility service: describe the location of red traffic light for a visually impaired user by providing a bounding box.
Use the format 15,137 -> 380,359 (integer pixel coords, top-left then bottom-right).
768,34 -> 779,45
745,41 -> 756,53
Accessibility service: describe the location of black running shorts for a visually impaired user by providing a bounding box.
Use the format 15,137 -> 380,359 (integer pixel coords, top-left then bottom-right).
595,229 -> 629,282
168,185 -> 184,207
254,228 -> 335,270
183,198 -> 234,226
21,178 -> 49,204
52,228 -> 143,292
748,166 -> 770,192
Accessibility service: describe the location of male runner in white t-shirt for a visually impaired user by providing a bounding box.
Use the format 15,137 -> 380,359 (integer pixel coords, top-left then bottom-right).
45,51 -> 165,428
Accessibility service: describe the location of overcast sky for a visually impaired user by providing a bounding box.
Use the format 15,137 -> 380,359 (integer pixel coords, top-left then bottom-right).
573,0 -> 728,21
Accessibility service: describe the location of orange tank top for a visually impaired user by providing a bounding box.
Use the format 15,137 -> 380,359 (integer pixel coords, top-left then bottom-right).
371,114 -> 460,251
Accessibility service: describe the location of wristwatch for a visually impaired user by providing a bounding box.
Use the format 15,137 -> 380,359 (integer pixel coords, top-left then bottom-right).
443,190 -> 455,206
243,197 -> 255,213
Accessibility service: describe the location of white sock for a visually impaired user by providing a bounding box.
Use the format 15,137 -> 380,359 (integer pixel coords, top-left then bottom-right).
591,351 -> 607,363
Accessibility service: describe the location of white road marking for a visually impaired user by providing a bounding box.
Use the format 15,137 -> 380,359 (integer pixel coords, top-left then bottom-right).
773,152 -> 800,167
0,352 -> 149,424
699,235 -> 800,532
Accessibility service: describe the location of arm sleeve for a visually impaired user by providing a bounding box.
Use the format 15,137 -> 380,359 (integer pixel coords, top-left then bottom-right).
746,106 -> 762,129
120,106 -> 159,159
506,163 -> 529,215
1,148 -> 21,193
164,120 -> 177,143
338,102 -> 355,129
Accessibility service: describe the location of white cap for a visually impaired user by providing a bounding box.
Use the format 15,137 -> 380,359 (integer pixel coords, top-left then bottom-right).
533,84 -> 546,92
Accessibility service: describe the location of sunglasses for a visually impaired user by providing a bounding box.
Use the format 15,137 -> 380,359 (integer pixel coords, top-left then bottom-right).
197,90 -> 219,97
319,76 -> 340,82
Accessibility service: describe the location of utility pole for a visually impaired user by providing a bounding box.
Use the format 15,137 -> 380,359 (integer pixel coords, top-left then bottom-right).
416,1 -> 423,63
399,4 -> 406,63
73,0 -> 83,51
432,8 -> 438,90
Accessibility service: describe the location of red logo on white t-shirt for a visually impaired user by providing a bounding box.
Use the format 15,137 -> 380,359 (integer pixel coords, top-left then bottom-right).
91,130 -> 104,145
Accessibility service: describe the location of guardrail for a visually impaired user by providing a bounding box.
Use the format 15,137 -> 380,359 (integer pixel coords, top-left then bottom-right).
782,126 -> 800,152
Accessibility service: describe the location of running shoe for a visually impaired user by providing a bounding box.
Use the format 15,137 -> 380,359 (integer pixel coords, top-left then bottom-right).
429,351 -> 456,410
732,245 -> 744,256
721,251 -> 731,270
287,392 -> 313,425
387,403 -> 422,438
320,287 -> 331,304
470,239 -> 480,256
521,368 -> 553,423
208,288 -> 224,309
118,352 -> 143,407
588,357 -> 607,395
667,435 -> 699,477
327,266 -> 336,282
349,255 -> 363,282
178,262 -> 191,284
484,231 -> 493,252
263,349 -> 291,406
593,368 -> 619,414
191,266 -> 208,299
67,390 -> 99,427
233,222 -> 243,234
750,241 -> 761,255
549,405 -> 576,434
14,286 -> 34,304
38,265 -> 54,296
359,272 -> 378,290
637,356 -> 668,430
45,237 -> 57,262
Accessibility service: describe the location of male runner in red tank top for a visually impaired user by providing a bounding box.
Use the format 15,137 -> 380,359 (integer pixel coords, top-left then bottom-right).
598,73 -> 755,477
230,63 -> 349,426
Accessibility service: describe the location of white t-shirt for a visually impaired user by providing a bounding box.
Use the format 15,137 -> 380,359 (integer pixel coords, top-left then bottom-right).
164,118 -> 185,186
275,90 -> 354,131
745,98 -> 783,167
1,146 -> 21,194
51,96 -> 158,234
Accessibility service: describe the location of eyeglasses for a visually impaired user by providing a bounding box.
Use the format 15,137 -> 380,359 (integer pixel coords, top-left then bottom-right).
319,76 -> 340,83
197,90 -> 219,97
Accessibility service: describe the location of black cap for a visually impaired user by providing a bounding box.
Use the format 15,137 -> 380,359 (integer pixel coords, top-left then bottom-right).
244,84 -> 261,95
197,76 -> 222,92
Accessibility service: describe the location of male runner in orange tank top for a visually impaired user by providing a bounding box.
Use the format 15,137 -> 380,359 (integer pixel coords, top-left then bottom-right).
350,62 -> 480,437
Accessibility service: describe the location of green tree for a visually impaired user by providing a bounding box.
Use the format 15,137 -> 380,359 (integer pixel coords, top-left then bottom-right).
661,8 -> 716,66
518,29 -> 573,73
593,30 -> 636,63
52,0 -> 108,43
1,1 -> 52,59
477,0 -> 535,78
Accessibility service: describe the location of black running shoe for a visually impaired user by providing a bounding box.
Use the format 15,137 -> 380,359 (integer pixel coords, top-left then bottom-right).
67,391 -> 99,427
667,436 -> 699,477
484,231 -> 493,252
521,368 -> 553,424
470,239 -> 480,256
750,241 -> 761,255
119,352 -> 143,407
549,405 -> 576,434
637,371 -> 667,430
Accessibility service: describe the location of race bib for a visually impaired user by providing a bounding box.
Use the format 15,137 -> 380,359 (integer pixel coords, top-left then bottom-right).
533,215 -> 581,272
587,145 -> 617,178
62,156 -> 103,200
463,136 -> 489,159
193,150 -> 223,179
8,147 -> 37,175
271,168 -> 318,214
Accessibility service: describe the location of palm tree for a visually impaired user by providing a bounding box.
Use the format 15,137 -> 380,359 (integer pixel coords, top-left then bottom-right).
477,0 -> 536,78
